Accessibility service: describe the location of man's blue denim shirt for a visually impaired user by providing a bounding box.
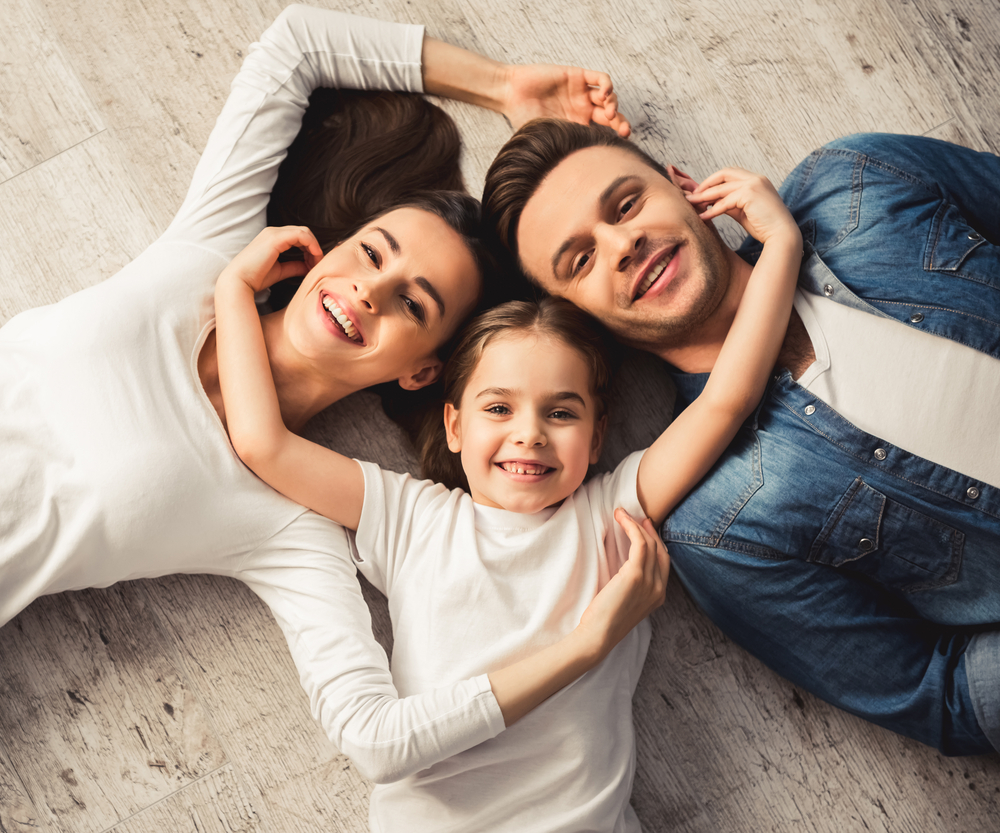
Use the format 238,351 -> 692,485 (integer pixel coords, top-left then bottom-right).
663,133 -> 1000,756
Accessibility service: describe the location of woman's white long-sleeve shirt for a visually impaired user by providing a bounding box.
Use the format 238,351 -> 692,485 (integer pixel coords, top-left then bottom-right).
0,5 -> 504,784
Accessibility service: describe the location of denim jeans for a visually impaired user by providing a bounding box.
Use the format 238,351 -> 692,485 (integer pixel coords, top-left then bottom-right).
663,133 -> 1000,756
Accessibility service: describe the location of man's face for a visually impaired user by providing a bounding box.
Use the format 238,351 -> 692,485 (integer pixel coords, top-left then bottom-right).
516,145 -> 730,354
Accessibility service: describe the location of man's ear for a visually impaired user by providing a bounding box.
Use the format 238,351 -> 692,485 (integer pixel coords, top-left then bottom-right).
667,164 -> 699,194
590,415 -> 608,465
398,357 -> 443,391
443,402 -> 462,453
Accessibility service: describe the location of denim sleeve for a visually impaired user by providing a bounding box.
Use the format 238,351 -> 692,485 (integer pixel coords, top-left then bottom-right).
819,133 -> 1000,244
667,540 -> 997,756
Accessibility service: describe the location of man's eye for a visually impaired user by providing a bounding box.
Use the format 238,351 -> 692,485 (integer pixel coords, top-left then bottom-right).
402,295 -> 426,323
361,243 -> 379,266
618,198 -> 636,218
572,252 -> 592,275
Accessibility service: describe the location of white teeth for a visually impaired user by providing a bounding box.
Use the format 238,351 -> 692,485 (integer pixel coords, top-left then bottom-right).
322,297 -> 359,340
635,251 -> 674,298
501,462 -> 547,475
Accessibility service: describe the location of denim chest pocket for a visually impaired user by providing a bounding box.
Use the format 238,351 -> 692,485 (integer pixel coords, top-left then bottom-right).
809,477 -> 964,593
925,200 -> 996,287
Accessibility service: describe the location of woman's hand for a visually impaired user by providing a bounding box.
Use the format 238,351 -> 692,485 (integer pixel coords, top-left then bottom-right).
422,37 -> 630,137
685,168 -> 801,247
219,226 -> 324,293
576,508 -> 670,658
500,63 -> 631,136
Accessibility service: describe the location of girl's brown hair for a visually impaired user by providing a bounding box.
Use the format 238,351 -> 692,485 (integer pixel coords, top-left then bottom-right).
418,297 -> 615,492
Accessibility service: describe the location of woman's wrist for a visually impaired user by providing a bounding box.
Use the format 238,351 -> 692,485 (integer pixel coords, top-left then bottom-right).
421,36 -> 509,114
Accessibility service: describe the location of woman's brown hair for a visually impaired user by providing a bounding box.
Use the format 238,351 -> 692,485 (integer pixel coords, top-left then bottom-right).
266,88 -> 502,432
418,297 -> 616,492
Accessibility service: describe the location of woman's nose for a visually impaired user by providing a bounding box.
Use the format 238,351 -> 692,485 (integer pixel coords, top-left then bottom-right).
352,281 -> 379,313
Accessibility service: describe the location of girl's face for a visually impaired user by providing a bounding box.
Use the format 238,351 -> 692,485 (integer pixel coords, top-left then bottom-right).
284,207 -> 481,392
444,332 -> 605,514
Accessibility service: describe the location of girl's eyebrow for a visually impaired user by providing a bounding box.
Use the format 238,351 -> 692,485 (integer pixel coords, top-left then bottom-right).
474,387 -> 587,407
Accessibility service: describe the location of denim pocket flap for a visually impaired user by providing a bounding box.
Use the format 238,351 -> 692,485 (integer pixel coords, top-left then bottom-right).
810,478 -> 964,593
925,201 -> 989,272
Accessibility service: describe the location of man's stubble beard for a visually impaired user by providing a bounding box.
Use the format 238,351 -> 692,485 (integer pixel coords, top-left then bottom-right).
610,218 -> 731,354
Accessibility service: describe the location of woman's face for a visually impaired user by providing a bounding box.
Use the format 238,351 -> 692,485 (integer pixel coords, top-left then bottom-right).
285,207 -> 481,391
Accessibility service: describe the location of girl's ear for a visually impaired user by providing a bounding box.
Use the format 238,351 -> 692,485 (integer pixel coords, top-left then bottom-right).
443,402 -> 463,452
590,415 -> 608,465
667,163 -> 699,194
398,357 -> 443,391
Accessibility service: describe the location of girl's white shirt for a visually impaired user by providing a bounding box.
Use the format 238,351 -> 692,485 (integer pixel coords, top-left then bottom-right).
0,5 -> 505,785
354,452 -> 651,833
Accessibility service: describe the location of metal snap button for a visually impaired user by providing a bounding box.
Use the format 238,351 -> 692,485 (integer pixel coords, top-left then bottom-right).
823,284 -> 835,297
874,448 -> 887,460
967,486 -> 981,500
804,405 -> 816,415
909,312 -> 925,323
968,231 -> 982,241
859,537 -> 874,552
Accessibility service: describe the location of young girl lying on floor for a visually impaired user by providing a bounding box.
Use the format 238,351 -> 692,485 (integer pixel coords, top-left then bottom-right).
213,168 -> 802,831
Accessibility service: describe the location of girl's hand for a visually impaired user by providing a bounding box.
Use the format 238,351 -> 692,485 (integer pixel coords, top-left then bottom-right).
685,168 -> 801,247
500,63 -> 631,137
220,225 -> 324,293
577,508 -> 670,657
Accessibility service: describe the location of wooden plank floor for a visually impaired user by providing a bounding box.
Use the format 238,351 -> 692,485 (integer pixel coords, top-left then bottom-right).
2,0 -> 999,830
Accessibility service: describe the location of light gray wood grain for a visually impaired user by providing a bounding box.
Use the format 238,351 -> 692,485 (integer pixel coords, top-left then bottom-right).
1,0 -> 999,831
0,0 -> 104,182
0,587 -> 228,833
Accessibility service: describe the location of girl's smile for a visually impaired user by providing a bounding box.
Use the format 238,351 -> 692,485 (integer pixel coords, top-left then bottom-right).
444,332 -> 605,514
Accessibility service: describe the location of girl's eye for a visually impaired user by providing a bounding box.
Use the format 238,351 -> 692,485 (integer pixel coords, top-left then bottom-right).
486,404 -> 510,416
361,243 -> 379,267
402,295 -> 426,323
572,251 -> 592,276
549,409 -> 576,420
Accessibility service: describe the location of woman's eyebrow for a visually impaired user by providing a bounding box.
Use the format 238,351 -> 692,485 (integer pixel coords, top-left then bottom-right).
374,227 -> 401,255
415,277 -> 445,317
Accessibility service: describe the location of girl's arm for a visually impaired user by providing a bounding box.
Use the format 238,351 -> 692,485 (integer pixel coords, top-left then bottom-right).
488,508 -> 668,725
215,226 -> 367,530
637,169 -> 803,525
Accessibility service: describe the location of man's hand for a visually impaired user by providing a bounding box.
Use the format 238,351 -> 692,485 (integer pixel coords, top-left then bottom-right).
500,63 -> 631,137
685,168 -> 800,246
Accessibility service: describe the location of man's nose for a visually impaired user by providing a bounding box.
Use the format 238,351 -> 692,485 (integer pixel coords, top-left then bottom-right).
602,223 -> 645,272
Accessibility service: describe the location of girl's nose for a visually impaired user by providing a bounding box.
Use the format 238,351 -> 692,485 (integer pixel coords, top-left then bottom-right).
512,416 -> 546,447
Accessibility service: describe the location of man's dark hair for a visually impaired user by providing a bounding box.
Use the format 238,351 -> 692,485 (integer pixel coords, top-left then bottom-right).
481,118 -> 669,277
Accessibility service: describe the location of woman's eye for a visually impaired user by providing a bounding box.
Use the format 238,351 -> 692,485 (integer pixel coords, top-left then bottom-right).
402,295 -> 426,323
361,243 -> 379,266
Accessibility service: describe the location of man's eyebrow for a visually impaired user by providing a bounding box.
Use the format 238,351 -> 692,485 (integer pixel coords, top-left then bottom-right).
374,227 -> 401,255
549,174 -> 643,280
415,276 -> 445,318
